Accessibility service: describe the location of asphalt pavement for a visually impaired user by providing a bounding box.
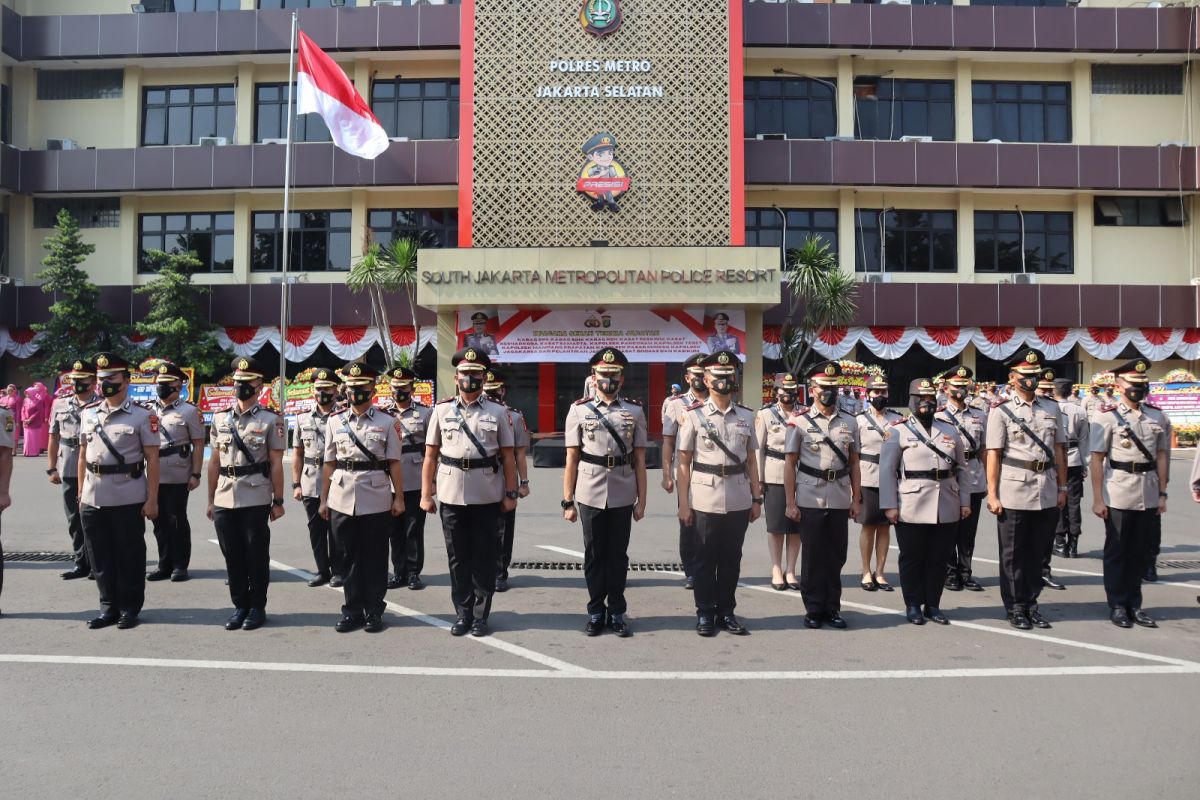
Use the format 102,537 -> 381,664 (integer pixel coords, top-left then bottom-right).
2,452 -> 1198,799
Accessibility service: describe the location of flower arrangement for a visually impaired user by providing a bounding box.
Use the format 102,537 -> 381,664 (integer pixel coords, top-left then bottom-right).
837,360 -> 868,387
1161,368 -> 1198,385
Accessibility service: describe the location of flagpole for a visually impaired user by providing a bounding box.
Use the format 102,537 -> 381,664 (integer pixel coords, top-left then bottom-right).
278,11 -> 298,410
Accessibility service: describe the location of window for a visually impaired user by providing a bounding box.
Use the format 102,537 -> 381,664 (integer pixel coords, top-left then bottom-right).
369,209 -> 458,249
251,210 -> 351,272
139,213 -> 234,274
371,80 -> 459,140
850,0 -> 950,4
744,77 -> 836,140
142,85 -> 236,146
855,79 -> 954,141
257,0 -> 334,7
33,198 -> 121,229
855,209 -> 957,273
1092,65 -> 1184,96
744,208 -> 838,262
255,83 -> 330,143
1094,197 -> 1187,227
972,81 -> 1070,143
139,0 -> 240,9
36,69 -> 124,101
974,211 -> 1073,274
969,0 -> 1067,5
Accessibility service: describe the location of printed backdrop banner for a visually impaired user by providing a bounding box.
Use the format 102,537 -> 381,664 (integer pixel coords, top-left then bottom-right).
458,308 -> 747,363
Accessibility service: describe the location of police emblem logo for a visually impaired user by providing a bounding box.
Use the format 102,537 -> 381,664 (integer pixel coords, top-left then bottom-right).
602,350 -> 615,364
73,360 -> 84,370
1027,352 -> 1039,364
349,364 -> 362,377
238,358 -> 250,370
580,0 -> 622,37
317,370 -> 328,380
487,371 -> 496,382
97,355 -> 110,368
824,365 -> 836,376
4,415 -> 11,433
465,349 -> 477,362
158,365 -> 169,374
784,374 -> 793,382
921,380 -> 931,389
957,367 -> 968,377
1136,361 -> 1147,373
718,353 -> 731,365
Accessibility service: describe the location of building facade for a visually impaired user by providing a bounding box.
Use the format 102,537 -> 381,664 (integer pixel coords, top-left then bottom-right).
1,0 -> 1198,431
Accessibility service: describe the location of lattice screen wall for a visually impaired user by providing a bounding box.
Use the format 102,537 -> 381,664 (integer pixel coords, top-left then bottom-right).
471,0 -> 732,248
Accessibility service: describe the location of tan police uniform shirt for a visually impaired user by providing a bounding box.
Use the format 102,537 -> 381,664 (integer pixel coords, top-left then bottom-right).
1082,394 -> 1105,421
1058,399 -> 1090,469
565,395 -> 648,509
661,391 -> 702,440
210,404 -> 286,509
878,417 -> 969,525
1089,401 -> 1169,511
508,406 -> 530,450
155,398 -> 204,485
936,403 -> 988,495
79,400 -> 159,507
50,394 -> 90,479
295,407 -> 335,499
0,406 -> 14,450
856,408 -> 903,489
677,400 -> 757,514
428,395 -> 515,506
984,394 -> 1067,511
755,404 -> 793,486
390,401 -> 432,495
323,406 -> 403,516
784,407 -> 859,510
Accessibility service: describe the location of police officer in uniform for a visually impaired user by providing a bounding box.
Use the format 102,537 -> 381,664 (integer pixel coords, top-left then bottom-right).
464,312 -> 499,355
48,359 -> 97,580
1082,381 -> 1106,421
677,351 -> 761,636
293,368 -> 344,588
1089,359 -> 1168,628
661,353 -> 708,589
937,365 -> 988,592
77,353 -> 160,629
705,312 -> 740,355
1033,369 -> 1069,592
386,366 -> 432,591
0,399 -> 14,616
784,360 -> 862,630
855,372 -> 901,592
984,349 -> 1068,630
206,357 -> 286,631
880,379 -> 971,625
562,347 -> 648,636
146,362 -> 204,583
1052,377 -> 1089,562
484,367 -> 530,593
319,363 -> 405,633
421,347 -> 518,637
756,374 -> 802,591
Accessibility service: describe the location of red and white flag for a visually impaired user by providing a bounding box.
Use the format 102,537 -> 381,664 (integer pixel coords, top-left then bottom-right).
296,31 -> 389,160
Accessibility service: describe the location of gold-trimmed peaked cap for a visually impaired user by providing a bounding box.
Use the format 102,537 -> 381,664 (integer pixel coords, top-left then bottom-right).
590,347 -> 628,373
1113,358 -> 1152,385
701,350 -> 739,376
909,378 -> 937,398
93,352 -> 129,378
230,356 -> 264,382
1037,368 -> 1057,390
341,361 -> 377,387
63,358 -> 95,380
942,364 -> 974,387
775,373 -> 799,391
154,361 -> 186,384
682,352 -> 706,376
1006,348 -> 1045,377
866,373 -> 889,391
387,366 -> 417,386
483,367 -> 506,391
312,368 -> 339,389
452,346 -> 491,372
807,359 -> 842,387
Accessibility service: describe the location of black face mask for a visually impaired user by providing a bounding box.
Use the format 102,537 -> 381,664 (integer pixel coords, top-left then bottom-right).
72,381 -> 92,396
817,389 -> 838,408
458,375 -> 483,394
711,378 -> 736,396
392,390 -> 411,404
596,377 -> 620,396
948,389 -> 967,402
484,390 -> 504,404
1016,377 -> 1038,393
100,379 -> 123,398
350,388 -> 373,407
777,393 -> 796,406
909,398 -> 937,420
155,384 -> 176,401
688,376 -> 706,392
317,392 -> 337,407
235,382 -> 257,402
1124,387 -> 1146,404
869,395 -> 888,411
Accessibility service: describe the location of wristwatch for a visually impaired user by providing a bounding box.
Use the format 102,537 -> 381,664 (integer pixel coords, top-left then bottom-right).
505,490 -> 520,500
752,496 -> 764,505
271,498 -> 284,507
519,479 -> 530,487
291,481 -> 301,490
191,473 -> 202,480
1057,485 -> 1069,493
561,499 -> 575,510
1159,491 -> 1169,498
46,468 -> 57,475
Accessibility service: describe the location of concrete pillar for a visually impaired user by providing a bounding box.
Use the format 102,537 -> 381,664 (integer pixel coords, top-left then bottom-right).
10,66 -> 34,150
1074,193 -> 1094,285
838,188 -> 856,274
353,60 -> 371,104
743,307 -> 764,410
236,62 -> 256,146
437,308 -> 457,397
350,189 -> 368,258
958,193 -> 975,282
1072,60 -> 1091,145
232,193 -> 252,281
119,197 -> 137,286
955,59 -> 972,143
123,66 -> 141,147
836,56 -> 854,138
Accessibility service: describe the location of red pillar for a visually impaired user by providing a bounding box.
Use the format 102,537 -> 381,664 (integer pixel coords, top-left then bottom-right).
648,362 -> 666,438
538,362 -> 556,434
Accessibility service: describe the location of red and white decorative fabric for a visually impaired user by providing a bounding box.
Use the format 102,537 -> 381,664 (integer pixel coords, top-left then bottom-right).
214,325 -> 432,362
810,326 -> 860,360
1076,327 -> 1133,361
1177,329 -> 1200,360
1130,328 -> 1185,362
858,326 -> 918,360
1027,327 -> 1079,361
914,327 -> 972,360
970,327 -> 1023,360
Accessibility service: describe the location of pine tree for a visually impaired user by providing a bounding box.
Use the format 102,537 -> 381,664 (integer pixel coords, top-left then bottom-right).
135,250 -> 227,380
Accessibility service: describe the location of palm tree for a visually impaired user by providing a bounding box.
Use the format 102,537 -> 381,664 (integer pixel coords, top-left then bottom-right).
779,237 -> 859,378
346,233 -> 421,370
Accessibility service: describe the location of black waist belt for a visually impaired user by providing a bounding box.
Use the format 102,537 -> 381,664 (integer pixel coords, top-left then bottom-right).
860,452 -> 880,464
303,456 -> 322,467
335,459 -> 385,472
1002,456 -> 1056,474
965,450 -> 978,461
439,453 -> 498,471
692,461 -> 746,478
904,468 -> 954,481
61,436 -> 80,447
87,462 -> 142,476
580,451 -> 630,469
797,463 -> 850,482
1109,460 -> 1156,474
1068,440 -> 1080,448
401,444 -> 424,454
764,447 -> 787,461
159,443 -> 192,458
220,462 -> 270,478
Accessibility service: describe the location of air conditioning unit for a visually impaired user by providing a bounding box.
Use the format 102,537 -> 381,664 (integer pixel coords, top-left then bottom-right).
373,0 -> 406,6
261,138 -> 288,145
389,136 -> 410,142
1189,277 -> 1200,287
863,274 -> 892,284
198,136 -> 228,146
882,0 -> 912,5
824,135 -> 855,142
47,138 -> 79,150
1013,273 -> 1037,285
756,133 -> 786,141
899,135 -> 933,143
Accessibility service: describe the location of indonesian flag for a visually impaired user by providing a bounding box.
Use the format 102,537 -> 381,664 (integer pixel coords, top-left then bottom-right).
296,31 -> 389,160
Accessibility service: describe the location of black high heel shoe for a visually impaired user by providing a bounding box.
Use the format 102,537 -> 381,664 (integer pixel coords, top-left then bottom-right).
873,572 -> 894,592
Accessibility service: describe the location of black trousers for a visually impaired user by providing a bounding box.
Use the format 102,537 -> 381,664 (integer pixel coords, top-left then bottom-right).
440,502 -> 501,620
1,523 -> 5,605
213,506 -> 271,610
897,522 -> 955,608
1103,508 -> 1157,610
497,508 -> 517,580
996,507 -> 1057,614
678,519 -> 698,577
80,503 -> 146,616
389,490 -> 426,579
331,509 -> 390,617
948,492 -> 985,580
302,496 -> 343,579
579,503 -> 634,616
151,482 -> 192,573
1054,466 -> 1085,542
692,508 -> 751,617
798,507 -> 849,616
62,478 -> 89,571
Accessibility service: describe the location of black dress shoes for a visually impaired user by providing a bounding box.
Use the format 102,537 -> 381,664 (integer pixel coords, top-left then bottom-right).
225,609 -> 250,630
308,573 -> 331,588
1027,611 -> 1052,629
450,617 -> 472,636
787,581 -> 801,591
1110,608 -> 1133,628
585,615 -> 605,636
609,614 -> 632,638
719,615 -> 749,635
146,569 -> 171,582
963,577 -> 984,591
61,567 -> 90,580
684,576 -> 695,590
495,576 -> 509,593
1042,575 -> 1066,591
825,613 -> 848,629
1131,609 -> 1157,628
364,613 -> 385,633
1052,537 -> 1067,557
170,569 -> 189,582
117,612 -> 139,630
470,619 -> 490,637
408,574 -> 424,591
386,574 -> 405,590
336,614 -> 365,633
945,575 -> 964,592
242,608 -> 265,630
1008,612 -> 1033,630
696,616 -> 716,637
923,607 -> 950,625
1143,565 -> 1159,583
803,614 -> 823,629
906,606 -> 926,625
329,576 -> 345,588
87,613 -> 118,630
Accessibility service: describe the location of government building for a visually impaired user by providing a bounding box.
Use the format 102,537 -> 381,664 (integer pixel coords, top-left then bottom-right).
1,0 -> 1198,433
